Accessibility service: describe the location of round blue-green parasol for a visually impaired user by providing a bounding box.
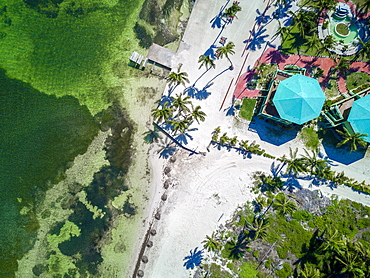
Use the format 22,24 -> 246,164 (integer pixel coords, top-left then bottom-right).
273,74 -> 326,125
347,94 -> 370,143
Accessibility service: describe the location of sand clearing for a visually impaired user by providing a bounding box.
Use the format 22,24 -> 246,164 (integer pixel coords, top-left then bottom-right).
131,0 -> 370,277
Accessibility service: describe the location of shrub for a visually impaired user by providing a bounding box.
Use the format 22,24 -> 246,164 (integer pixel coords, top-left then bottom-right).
276,246 -> 288,259
362,231 -> 370,241
292,210 -> 312,221
275,263 -> 293,278
239,261 -> 260,278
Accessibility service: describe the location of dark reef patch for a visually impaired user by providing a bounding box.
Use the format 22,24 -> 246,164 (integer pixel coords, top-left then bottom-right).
0,67 -> 99,276
134,0 -> 188,47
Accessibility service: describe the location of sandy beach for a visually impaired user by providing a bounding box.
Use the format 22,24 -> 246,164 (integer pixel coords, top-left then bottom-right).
130,0 -> 370,277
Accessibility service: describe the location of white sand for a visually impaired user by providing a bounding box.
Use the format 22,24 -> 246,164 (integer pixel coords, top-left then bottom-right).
135,0 -> 370,277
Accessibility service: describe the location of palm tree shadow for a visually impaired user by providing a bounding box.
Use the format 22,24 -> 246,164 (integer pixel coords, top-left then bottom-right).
157,138 -> 177,159
255,8 -> 272,26
294,229 -> 322,267
184,85 -> 199,98
266,48 -> 289,64
183,247 -> 204,269
175,127 -> 198,145
272,1 -> 293,20
195,83 -> 213,100
228,236 -> 248,260
208,67 -> 231,84
245,28 -> 269,51
223,99 -> 235,116
283,176 -> 302,192
159,120 -> 175,132
204,44 -> 218,60
209,0 -> 230,29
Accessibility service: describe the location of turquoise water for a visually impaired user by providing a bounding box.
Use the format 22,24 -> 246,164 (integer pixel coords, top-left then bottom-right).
329,17 -> 359,44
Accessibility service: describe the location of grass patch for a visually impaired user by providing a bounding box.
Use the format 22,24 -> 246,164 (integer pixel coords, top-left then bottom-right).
239,98 -> 257,121
324,77 -> 340,99
275,263 -> 293,278
299,126 -> 320,150
266,216 -> 312,259
346,72 -> 370,91
203,263 -> 234,278
239,261 -> 260,277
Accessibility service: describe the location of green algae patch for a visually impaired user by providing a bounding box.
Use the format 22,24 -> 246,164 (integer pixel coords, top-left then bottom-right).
46,221 -> 81,277
76,190 -> 105,220
47,221 -> 81,246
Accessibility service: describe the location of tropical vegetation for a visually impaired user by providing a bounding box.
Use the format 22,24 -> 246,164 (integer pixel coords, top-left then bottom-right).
198,175 -> 370,277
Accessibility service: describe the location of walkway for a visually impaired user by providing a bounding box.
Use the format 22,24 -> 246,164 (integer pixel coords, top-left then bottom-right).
233,47 -> 370,100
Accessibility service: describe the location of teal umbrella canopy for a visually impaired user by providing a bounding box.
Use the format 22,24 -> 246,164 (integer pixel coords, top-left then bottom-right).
347,94 -> 370,143
273,74 -> 326,125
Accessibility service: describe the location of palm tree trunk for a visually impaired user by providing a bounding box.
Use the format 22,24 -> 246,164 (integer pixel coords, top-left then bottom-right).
193,67 -> 212,86
153,122 -> 199,155
227,57 -> 234,70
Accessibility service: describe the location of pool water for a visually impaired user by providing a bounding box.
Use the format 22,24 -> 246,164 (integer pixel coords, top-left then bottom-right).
329,17 -> 359,44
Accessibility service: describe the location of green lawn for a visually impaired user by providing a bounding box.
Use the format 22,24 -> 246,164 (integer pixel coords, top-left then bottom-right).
346,72 -> 370,91
299,126 -> 320,150
239,98 -> 257,121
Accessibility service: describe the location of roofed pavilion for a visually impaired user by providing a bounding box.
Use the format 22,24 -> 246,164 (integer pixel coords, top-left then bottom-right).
257,69 -> 326,125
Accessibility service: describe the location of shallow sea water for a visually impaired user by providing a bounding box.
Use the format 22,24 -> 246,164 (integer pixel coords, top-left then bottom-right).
0,0 -> 144,276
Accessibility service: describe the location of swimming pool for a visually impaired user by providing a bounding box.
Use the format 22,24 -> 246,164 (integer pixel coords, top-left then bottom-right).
329,17 -> 359,44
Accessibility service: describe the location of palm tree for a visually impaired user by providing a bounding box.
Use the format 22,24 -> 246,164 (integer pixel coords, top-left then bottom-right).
246,216 -> 270,240
318,228 -> 345,255
332,57 -> 350,77
258,174 -> 284,193
271,21 -> 291,43
198,55 -> 216,70
143,127 -> 162,144
216,41 -> 235,69
229,136 -> 238,147
171,94 -> 192,116
169,118 -> 190,134
227,236 -> 248,259
336,127 -> 368,152
354,38 -> 370,61
304,0 -> 336,16
323,35 -> 335,53
273,193 -> 297,215
166,64 -> 190,89
222,3 -> 242,24
356,38 -> 370,60
219,132 -> 230,145
304,33 -> 322,54
238,139 -> 250,155
288,10 -> 316,38
297,264 -> 321,278
337,251 -> 365,277
190,105 -> 206,124
211,126 -> 221,142
151,104 -> 173,123
281,147 -> 305,177
301,148 -> 329,175
202,232 -> 222,253
361,0 -> 370,13
254,195 -> 268,212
